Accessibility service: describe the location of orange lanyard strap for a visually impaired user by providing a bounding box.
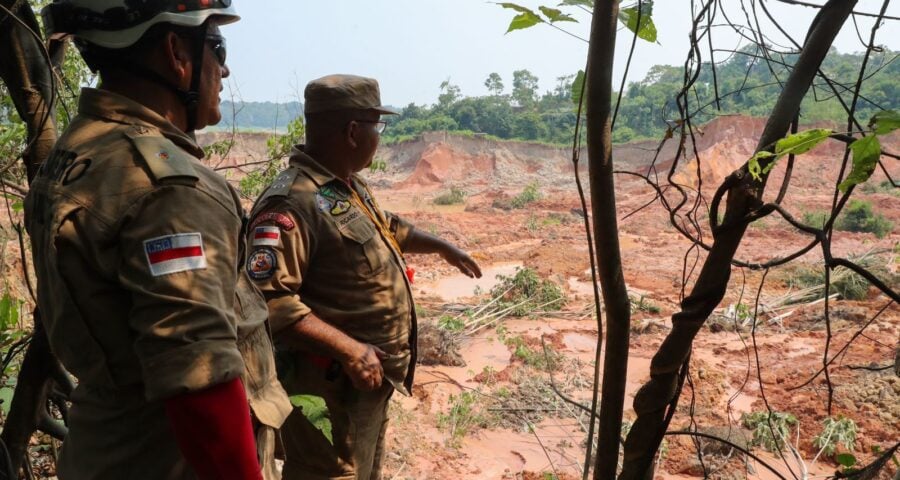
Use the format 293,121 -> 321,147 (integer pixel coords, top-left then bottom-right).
349,189 -> 403,255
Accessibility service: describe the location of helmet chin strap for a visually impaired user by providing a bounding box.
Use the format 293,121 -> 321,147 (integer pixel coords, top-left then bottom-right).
113,23 -> 208,132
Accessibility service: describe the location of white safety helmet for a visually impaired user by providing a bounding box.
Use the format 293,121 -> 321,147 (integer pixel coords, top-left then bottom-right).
43,0 -> 239,49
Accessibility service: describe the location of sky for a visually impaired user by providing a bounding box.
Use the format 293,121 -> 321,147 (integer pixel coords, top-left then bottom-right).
221,1 -> 900,107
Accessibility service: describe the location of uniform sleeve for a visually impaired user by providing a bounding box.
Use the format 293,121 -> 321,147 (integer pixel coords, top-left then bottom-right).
245,208 -> 313,333
385,211 -> 415,252
117,185 -> 245,402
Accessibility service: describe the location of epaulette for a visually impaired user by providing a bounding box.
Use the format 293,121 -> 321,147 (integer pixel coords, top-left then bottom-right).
259,167 -> 300,201
124,129 -> 199,184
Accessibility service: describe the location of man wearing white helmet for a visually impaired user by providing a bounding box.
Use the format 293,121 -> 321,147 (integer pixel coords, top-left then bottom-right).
24,1 -> 291,479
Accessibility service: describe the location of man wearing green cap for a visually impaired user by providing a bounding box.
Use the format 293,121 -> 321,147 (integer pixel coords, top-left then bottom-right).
246,74 -> 482,479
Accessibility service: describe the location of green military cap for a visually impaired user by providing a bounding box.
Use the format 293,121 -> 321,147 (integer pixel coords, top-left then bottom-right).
304,74 -> 399,115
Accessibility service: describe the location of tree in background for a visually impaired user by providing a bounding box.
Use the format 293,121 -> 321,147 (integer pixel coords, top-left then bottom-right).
484,72 -> 505,96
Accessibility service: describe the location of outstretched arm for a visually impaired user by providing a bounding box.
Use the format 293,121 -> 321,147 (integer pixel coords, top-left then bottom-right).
403,228 -> 482,279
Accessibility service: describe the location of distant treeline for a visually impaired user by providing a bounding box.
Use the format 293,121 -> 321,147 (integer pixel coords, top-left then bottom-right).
219,48 -> 897,144
218,100 -> 302,131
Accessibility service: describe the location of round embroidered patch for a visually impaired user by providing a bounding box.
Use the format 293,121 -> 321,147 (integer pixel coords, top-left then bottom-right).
246,248 -> 277,280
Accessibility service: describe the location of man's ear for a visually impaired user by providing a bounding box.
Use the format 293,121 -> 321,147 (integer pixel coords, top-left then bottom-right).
162,32 -> 193,89
345,121 -> 360,148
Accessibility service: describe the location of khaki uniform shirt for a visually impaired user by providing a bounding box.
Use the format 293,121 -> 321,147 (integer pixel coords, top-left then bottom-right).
24,88 -> 292,480
247,147 -> 417,394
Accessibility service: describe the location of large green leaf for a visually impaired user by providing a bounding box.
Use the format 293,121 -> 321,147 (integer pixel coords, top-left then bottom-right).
559,0 -> 593,7
838,135 -> 881,193
539,6 -> 576,23
507,11 -> 544,32
571,70 -> 586,106
870,110 -> 900,135
290,394 -> 333,444
618,1 -> 657,43
749,128 -> 832,180
774,128 -> 832,156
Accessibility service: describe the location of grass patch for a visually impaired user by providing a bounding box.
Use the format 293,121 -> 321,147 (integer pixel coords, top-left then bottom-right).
836,200 -> 894,238
433,186 -> 467,205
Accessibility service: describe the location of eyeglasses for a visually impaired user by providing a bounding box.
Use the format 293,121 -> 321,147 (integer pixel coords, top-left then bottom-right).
205,34 -> 227,67
355,120 -> 387,134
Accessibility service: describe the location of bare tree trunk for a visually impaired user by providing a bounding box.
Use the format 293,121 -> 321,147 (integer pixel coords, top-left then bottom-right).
584,1 -> 632,478
0,0 -> 66,476
619,1 -> 857,478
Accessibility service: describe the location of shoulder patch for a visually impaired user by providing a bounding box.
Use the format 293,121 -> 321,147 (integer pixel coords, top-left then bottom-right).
252,226 -> 281,246
144,233 -> 207,276
246,247 -> 277,281
250,211 -> 295,231
125,131 -> 199,183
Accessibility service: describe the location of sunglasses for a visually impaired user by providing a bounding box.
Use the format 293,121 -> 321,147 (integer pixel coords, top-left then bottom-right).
205,34 -> 227,67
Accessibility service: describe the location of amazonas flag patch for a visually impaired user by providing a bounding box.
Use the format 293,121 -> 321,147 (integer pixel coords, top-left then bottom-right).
252,226 -> 281,246
143,233 -> 207,277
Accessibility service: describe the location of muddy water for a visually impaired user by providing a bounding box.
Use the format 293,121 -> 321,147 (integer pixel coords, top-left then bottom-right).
424,262 -> 523,302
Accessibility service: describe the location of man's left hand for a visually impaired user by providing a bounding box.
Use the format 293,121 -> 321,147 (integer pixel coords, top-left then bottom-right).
440,246 -> 482,278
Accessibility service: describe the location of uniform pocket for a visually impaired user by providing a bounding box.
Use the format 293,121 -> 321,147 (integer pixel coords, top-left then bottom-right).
335,214 -> 390,277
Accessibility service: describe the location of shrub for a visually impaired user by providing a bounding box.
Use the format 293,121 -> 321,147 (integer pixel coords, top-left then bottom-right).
836,200 -> 893,238
802,210 -> 829,228
490,267 -> 565,316
511,182 -> 542,208
742,411 -> 797,452
433,186 -> 466,205
437,391 -> 493,447
813,416 -> 857,458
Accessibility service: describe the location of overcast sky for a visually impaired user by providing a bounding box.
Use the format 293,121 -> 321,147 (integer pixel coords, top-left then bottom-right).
221,0 -> 899,107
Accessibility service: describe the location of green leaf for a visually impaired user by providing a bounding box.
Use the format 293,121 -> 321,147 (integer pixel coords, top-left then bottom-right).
539,6 -> 576,23
11,201 -> 23,214
747,151 -> 775,180
507,11 -> 544,32
0,386 -> 14,416
559,0 -> 593,7
870,110 -> 900,135
290,394 -> 333,445
618,1 -> 657,43
839,136 -> 881,193
0,294 -> 11,330
774,128 -> 832,156
497,2 -> 536,14
836,453 -> 857,467
571,70 -> 586,106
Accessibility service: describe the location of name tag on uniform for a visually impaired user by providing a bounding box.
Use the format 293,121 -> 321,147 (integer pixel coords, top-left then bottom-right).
143,233 -> 207,277
252,226 -> 281,246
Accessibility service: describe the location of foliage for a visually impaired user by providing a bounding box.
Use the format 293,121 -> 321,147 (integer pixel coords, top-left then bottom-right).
511,182 -> 542,208
504,335 -> 561,370
813,416 -> 857,458
490,267 -> 565,316
289,394 -> 333,444
835,199 -> 893,238
437,314 -> 466,333
741,411 -> 797,452
437,391 -> 493,447
239,116 -> 305,197
630,295 -> 661,314
433,186 -> 467,205
0,290 -> 28,416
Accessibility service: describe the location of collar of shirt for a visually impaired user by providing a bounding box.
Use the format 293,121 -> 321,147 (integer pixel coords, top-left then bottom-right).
288,145 -> 364,196
77,87 -> 204,159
